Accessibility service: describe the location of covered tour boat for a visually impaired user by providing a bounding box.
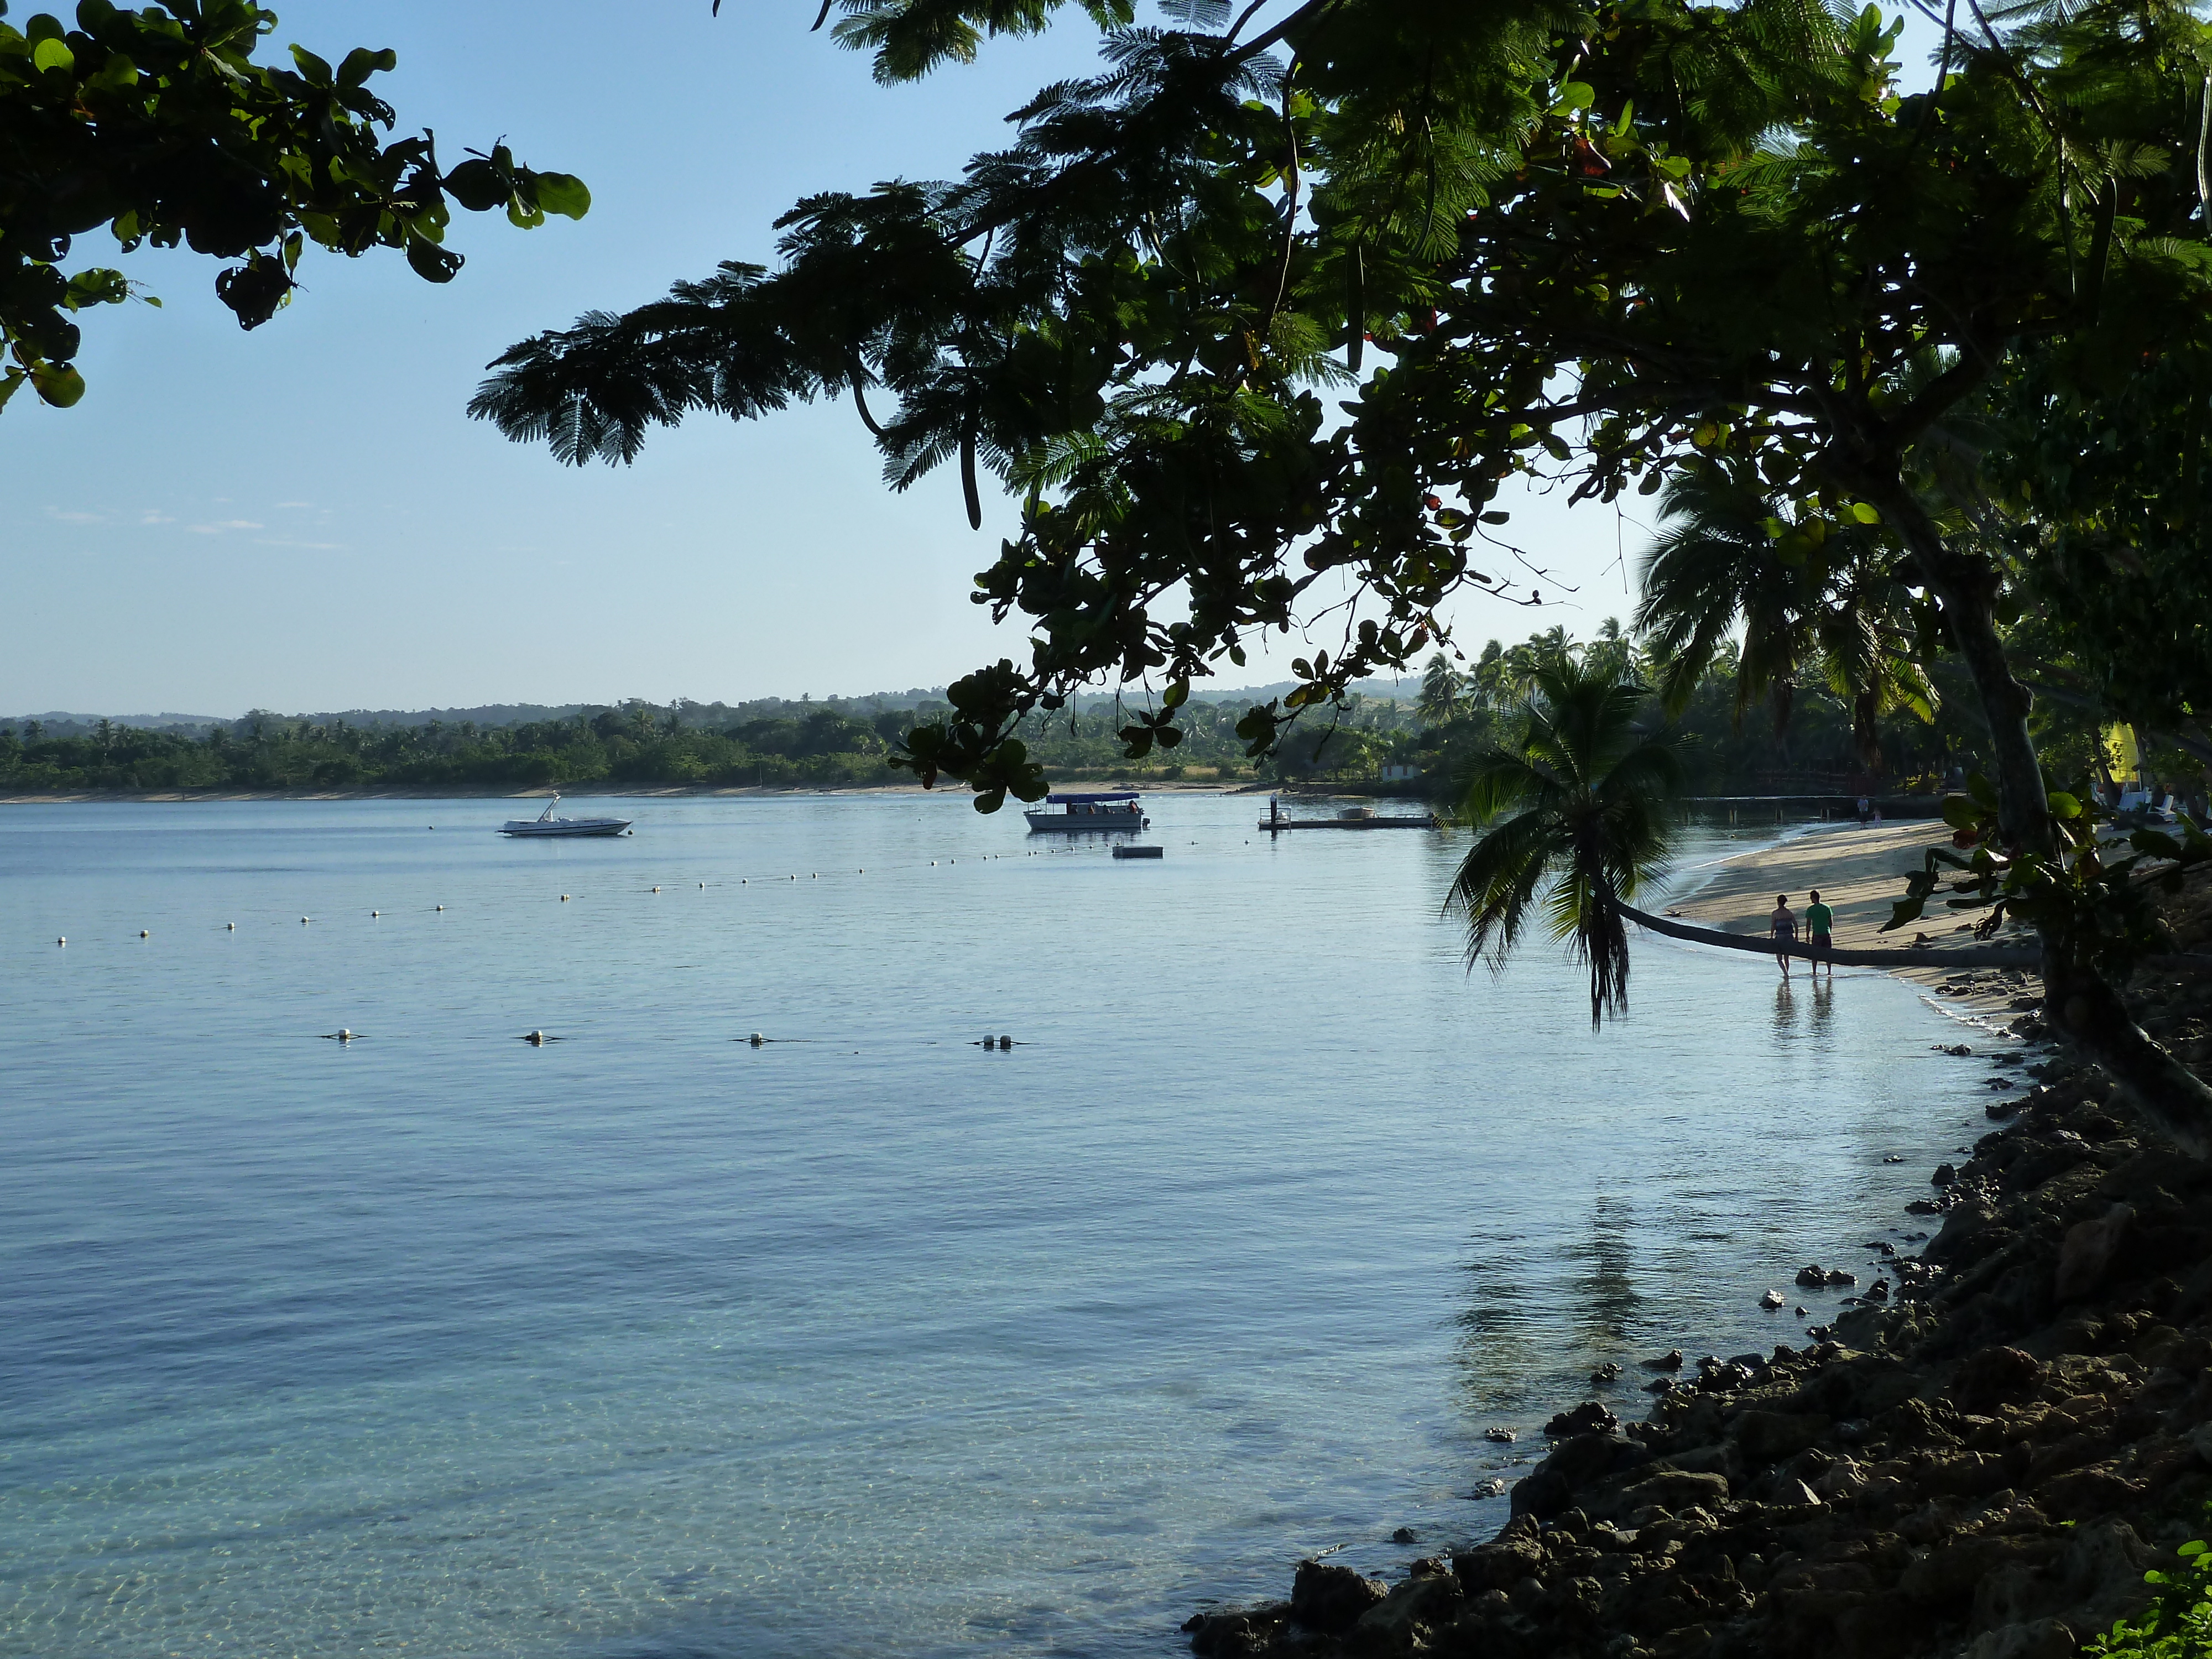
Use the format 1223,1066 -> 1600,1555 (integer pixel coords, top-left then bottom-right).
1023,791 -> 1148,833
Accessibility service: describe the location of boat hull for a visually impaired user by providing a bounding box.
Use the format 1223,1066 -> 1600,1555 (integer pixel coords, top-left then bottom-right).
500,820 -> 632,838
1024,811 -> 1147,833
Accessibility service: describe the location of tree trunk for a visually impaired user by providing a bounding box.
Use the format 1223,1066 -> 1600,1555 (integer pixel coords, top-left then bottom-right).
1848,474 -> 2212,1157
1616,899 -> 2036,968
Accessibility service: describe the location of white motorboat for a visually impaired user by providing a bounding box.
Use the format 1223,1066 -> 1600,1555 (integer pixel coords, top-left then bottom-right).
500,796 -> 633,838
1023,791 -> 1147,832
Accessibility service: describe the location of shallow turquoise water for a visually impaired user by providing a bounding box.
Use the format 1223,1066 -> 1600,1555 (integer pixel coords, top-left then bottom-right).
0,796 -> 1999,1657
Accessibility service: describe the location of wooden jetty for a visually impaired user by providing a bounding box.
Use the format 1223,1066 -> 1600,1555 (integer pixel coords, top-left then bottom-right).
1260,802 -> 1441,832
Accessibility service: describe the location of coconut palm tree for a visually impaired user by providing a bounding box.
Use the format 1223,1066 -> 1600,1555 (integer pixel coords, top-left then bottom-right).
1417,651 -> 1468,727
1635,467 -> 1936,773
1447,657 -> 1685,1026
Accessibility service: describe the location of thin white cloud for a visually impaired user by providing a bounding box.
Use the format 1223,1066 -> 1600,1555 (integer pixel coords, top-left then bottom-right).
187,519 -> 264,535
273,500 -> 314,509
253,537 -> 342,551
139,510 -> 175,525
46,507 -> 106,524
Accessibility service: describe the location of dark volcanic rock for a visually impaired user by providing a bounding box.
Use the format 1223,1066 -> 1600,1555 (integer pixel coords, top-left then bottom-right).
1542,1401 -> 1618,1438
1288,1561 -> 1386,1633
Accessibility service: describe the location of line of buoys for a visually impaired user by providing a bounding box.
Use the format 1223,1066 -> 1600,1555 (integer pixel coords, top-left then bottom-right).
975,1034 -> 1015,1049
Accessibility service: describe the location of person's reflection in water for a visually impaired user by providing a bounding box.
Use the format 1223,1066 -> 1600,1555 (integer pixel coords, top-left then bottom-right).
1810,975 -> 1836,1041
1773,978 -> 1797,1035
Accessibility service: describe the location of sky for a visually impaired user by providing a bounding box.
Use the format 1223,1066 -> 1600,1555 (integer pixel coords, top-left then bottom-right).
2,0 -> 1927,718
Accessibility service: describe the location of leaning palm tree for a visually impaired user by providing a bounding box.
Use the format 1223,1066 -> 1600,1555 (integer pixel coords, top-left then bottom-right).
1447,658 -> 1685,1026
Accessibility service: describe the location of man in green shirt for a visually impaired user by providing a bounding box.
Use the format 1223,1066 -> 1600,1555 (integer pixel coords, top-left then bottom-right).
1805,889 -> 1835,978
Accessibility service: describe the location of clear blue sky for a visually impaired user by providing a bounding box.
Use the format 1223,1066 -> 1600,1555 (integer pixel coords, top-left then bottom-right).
4,1 -> 1930,718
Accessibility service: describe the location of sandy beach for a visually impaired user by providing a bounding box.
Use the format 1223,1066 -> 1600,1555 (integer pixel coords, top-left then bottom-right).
1666,818 -> 2041,990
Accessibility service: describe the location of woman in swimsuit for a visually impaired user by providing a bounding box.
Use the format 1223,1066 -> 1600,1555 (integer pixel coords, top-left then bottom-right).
1770,894 -> 1798,978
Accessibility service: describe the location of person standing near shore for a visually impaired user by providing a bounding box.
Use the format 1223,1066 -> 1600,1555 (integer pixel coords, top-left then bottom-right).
1769,895 -> 1798,978
1804,889 -> 1834,979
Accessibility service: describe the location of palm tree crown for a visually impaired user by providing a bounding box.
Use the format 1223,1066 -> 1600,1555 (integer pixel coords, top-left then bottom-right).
1448,657 -> 1685,1025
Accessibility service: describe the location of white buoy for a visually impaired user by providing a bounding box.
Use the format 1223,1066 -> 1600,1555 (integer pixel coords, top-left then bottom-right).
698,882 -> 705,888
561,894 -> 570,902
337,1028 -> 353,1042
435,905 -> 445,912
56,937 -> 65,946
748,1032 -> 765,1047
652,886 -> 661,893
525,1029 -> 547,1045
301,916 -> 310,924
371,910 -> 380,917
140,930 -> 149,938
227,922 -> 236,930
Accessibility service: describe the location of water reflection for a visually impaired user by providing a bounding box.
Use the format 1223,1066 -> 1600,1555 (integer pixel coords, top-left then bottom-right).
1810,978 -> 1835,1042
1450,1196 -> 1641,1415
1773,979 -> 1798,1035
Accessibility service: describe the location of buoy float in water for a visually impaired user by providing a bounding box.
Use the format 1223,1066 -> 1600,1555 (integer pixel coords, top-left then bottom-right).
522,1030 -> 549,1045
748,1032 -> 765,1047
435,905 -> 445,912
652,886 -> 661,893
56,937 -> 65,946
371,910 -> 380,917
140,930 -> 149,938
227,922 -> 236,930
301,916 -> 311,924
561,894 -> 570,902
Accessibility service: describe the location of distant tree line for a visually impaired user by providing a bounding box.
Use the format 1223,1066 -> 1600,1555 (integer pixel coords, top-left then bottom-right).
0,629 -> 2077,797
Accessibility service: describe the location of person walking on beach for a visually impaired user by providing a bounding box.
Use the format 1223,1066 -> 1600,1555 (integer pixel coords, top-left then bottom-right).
1804,889 -> 1834,979
1770,894 -> 1798,978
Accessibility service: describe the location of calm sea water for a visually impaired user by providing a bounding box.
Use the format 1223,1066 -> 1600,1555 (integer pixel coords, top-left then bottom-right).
0,795 -> 2001,1658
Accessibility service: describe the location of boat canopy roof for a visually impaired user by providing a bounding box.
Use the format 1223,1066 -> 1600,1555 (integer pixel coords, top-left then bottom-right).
1045,791 -> 1140,804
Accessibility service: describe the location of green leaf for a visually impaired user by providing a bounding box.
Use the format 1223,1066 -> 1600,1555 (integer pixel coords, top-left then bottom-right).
336,46 -> 395,88
443,159 -> 508,213
1940,795 -> 1981,830
1847,501 -> 1882,523
1556,81 -> 1595,111
531,173 -> 591,220
29,361 -> 85,408
32,35 -> 74,72
2048,791 -> 2081,818
405,237 -> 463,283
289,45 -> 332,84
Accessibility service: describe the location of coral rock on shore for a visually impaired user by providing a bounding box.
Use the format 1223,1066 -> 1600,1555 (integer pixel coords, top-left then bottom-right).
1183,1057 -> 2212,1659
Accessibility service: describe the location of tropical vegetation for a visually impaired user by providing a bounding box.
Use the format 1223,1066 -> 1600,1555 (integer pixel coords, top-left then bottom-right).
1,0 -> 585,409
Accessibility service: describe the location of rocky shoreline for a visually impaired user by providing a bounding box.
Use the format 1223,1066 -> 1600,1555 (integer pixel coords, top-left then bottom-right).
1185,885 -> 2212,1659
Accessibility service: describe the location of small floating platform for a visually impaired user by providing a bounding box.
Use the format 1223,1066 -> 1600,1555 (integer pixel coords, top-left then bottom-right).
1260,809 -> 1441,831
1112,844 -> 1165,859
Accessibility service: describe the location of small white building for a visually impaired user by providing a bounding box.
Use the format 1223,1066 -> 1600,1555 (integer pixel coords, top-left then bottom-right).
1379,764 -> 1421,781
